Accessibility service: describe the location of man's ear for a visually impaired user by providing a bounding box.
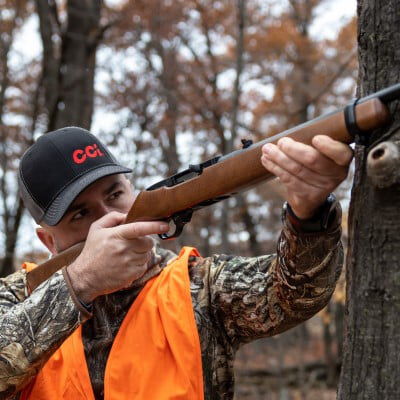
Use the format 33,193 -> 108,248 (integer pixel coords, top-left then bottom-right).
36,227 -> 57,255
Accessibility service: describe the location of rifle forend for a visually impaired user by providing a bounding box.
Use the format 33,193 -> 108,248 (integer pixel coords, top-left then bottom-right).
126,95 -> 389,237
26,83 -> 396,292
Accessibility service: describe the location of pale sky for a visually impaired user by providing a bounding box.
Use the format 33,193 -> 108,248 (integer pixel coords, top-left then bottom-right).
311,0 -> 356,40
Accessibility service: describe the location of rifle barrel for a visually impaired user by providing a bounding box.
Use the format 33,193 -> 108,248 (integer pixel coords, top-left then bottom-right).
361,82 -> 400,104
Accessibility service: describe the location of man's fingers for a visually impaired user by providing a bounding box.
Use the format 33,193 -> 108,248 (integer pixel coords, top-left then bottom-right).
113,221 -> 170,241
312,135 -> 354,166
261,157 -> 325,198
92,211 -> 127,229
261,143 -> 344,187
261,135 -> 352,219
271,137 -> 337,174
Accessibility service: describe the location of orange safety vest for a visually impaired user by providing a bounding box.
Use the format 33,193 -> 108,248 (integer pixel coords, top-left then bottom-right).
20,247 -> 204,400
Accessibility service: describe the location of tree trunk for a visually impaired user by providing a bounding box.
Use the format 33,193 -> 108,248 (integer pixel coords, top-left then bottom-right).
0,199 -> 24,276
36,0 -> 102,131
338,1 -> 400,398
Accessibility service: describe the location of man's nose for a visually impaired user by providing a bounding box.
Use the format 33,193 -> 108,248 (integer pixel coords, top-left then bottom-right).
94,203 -> 115,220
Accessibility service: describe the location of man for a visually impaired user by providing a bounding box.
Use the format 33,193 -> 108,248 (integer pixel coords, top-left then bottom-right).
0,126 -> 352,399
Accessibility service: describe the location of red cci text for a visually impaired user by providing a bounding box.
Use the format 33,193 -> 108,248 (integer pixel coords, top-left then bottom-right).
73,144 -> 105,164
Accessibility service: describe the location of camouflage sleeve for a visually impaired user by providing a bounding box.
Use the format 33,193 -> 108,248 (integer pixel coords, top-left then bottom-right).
0,270 -> 82,398
194,202 -> 343,348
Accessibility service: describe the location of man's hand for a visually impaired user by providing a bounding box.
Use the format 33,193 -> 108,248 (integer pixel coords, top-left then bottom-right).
67,212 -> 169,303
261,135 -> 353,219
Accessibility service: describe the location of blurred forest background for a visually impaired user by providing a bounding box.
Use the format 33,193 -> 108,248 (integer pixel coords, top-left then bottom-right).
0,0 -> 357,398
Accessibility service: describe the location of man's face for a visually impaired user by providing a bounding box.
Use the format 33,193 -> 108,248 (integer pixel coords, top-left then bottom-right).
38,174 -> 135,253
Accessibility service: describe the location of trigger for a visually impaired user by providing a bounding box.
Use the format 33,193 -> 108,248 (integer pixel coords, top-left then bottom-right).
158,209 -> 193,240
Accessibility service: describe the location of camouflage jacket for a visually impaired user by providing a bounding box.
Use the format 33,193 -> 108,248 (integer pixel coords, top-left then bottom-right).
0,204 -> 343,400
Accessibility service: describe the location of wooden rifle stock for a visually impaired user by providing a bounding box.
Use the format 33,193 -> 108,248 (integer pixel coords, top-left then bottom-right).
26,87 -> 394,293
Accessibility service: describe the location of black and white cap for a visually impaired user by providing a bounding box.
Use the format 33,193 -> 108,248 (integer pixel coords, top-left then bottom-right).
18,127 -> 132,226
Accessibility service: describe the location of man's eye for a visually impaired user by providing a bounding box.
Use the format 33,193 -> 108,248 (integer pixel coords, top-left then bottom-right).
71,209 -> 88,221
109,191 -> 123,200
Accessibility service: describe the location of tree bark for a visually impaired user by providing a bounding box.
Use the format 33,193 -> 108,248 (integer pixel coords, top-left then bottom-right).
35,0 -> 103,131
54,0 -> 100,129
338,0 -> 400,398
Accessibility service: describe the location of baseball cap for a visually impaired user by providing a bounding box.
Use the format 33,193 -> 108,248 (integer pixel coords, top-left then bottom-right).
18,127 -> 132,226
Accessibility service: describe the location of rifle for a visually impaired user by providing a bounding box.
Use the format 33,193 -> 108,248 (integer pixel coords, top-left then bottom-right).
26,83 -> 400,293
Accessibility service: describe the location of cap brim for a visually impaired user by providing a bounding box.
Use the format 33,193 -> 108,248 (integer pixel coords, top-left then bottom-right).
43,165 -> 132,226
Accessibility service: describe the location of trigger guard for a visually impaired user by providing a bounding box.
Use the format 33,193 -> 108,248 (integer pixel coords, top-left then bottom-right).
159,220 -> 182,240
158,209 -> 193,240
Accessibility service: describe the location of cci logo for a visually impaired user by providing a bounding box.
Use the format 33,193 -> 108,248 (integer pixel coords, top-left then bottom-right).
72,144 -> 105,164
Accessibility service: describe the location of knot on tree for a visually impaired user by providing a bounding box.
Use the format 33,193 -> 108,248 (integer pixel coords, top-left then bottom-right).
367,140 -> 400,188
